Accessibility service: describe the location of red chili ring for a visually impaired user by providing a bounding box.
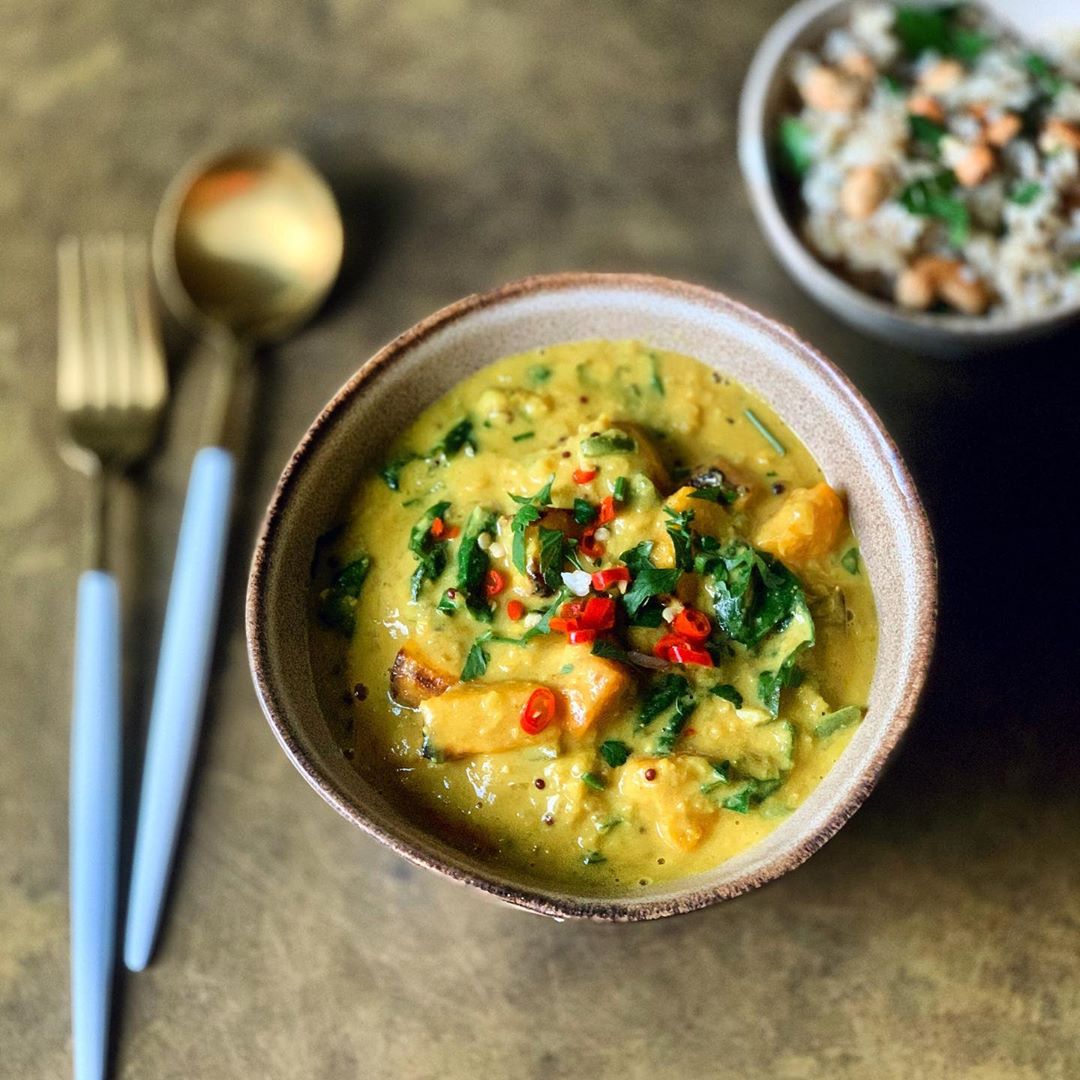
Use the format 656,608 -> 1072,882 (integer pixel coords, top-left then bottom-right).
520,687 -> 557,734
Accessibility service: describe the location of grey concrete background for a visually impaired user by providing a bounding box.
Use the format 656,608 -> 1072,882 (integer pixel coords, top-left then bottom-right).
2,1 -> 1078,1077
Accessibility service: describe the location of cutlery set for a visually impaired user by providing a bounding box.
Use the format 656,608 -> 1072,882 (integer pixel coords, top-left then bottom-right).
58,147 -> 343,1080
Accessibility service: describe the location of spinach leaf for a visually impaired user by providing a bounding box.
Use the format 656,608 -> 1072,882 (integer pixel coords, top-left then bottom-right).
582,851 -> 607,865
522,586 -> 572,641
527,363 -> 552,384
621,541 -> 682,618
722,777 -> 782,814
710,683 -> 743,708
457,506 -> 497,621
537,526 -> 566,593
894,5 -> 985,60
408,502 -> 451,601
636,673 -> 691,731
908,113 -> 947,152
379,452 -> 419,491
655,693 -> 697,756
581,772 -> 606,791
509,475 -> 554,573
573,498 -> 598,526
432,417 -> 476,459
815,705 -> 862,739
591,638 -> 629,663
599,740 -> 631,768
1010,180 -> 1042,206
460,637 -> 489,681
1024,52 -> 1063,98
841,547 -> 860,575
317,556 -> 372,635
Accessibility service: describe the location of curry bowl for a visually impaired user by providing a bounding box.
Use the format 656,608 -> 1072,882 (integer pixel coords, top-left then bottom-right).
245,272 -> 936,920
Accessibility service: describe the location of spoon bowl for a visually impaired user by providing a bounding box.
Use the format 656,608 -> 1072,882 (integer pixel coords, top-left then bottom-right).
153,146 -> 344,342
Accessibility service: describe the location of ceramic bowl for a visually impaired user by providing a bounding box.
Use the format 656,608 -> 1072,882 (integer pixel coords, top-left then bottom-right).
245,272 -> 937,920
738,0 -> 1080,357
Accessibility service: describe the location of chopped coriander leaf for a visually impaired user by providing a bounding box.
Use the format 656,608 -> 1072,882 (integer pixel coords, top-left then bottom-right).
509,475 -> 555,573
599,740 -> 631,768
894,5 -> 984,60
621,541 -> 682,619
379,452 -> 419,491
881,73 -> 904,95
613,475 -> 629,503
898,171 -> 969,247
573,498 -> 598,526
649,351 -> 665,395
663,506 -> 695,572
744,409 -> 786,455
700,762 -> 733,795
537,527 -> 566,593
408,502 -> 451,601
436,588 -> 459,614
710,684 -> 743,708
527,363 -> 552,384
597,816 -> 623,833
722,777 -> 782,814
815,705 -> 862,738
581,430 -> 637,456
1070,257 -> 1080,273
1009,181 -> 1042,206
317,555 -> 372,635
841,547 -> 860,575
688,484 -> 737,505
908,113 -> 946,152
1024,52 -> 1063,97
778,116 -> 814,178
583,850 -> 607,865
581,772 -> 606,791
758,654 -> 804,717
512,431 -> 536,442
522,586 -> 572,641
655,694 -> 696,756
558,662 -> 574,675
636,673 -> 691,731
460,638 -> 489,681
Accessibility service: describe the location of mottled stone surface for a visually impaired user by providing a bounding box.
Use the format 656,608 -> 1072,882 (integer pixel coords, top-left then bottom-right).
2,1 -> 1078,1077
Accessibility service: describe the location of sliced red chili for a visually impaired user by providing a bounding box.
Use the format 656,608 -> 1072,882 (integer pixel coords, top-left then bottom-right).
549,616 -> 572,634
591,565 -> 630,590
572,467 -> 599,485
672,608 -> 711,643
579,529 -> 604,559
560,599 -> 588,621
653,633 -> 685,660
668,643 -> 714,667
567,627 -> 598,645
580,596 -> 616,630
597,496 -> 616,524
484,569 -> 506,597
429,516 -> 446,538
520,687 -> 557,734
444,525 -> 460,540
506,599 -> 526,621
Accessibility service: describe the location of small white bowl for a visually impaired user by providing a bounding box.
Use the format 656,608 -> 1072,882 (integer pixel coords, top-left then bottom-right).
738,0 -> 1080,357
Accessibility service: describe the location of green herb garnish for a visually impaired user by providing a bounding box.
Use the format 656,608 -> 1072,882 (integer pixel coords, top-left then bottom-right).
815,705 -> 862,738
509,475 -> 555,574
636,674 -> 691,732
583,850 -> 607,865
744,409 -> 786,455
1024,52 -> 1063,98
908,113 -> 947,152
841,547 -> 860,575
898,171 -> 970,246
512,431 -> 536,442
663,506 -> 695,572
722,777 -> 782,814
436,588 -> 459,615
537,526 -> 566,594
710,684 -> 743,708
573,498 -> 598,526
379,452 -> 419,491
581,430 -> 637,456
317,556 -> 371,635
408,502 -> 451,601
655,694 -> 697,756
621,541 -> 682,619
778,116 -> 814,178
432,417 -> 476,459
1009,180 -> 1042,206
581,772 -> 606,791
591,638 -> 629,663
612,476 -> 629,503
457,506 -> 497,621
528,363 -> 552,384
894,5 -> 986,61
649,352 -> 665,395
460,637 -> 489,681
599,740 -> 631,768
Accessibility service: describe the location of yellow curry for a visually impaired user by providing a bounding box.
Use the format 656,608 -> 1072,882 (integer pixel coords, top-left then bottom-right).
311,341 -> 877,891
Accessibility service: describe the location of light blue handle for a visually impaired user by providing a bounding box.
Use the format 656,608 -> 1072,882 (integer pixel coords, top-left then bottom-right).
124,446 -> 234,972
70,570 -> 121,1080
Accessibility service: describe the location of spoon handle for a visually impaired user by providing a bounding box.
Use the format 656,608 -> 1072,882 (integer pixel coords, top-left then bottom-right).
70,570 -> 121,1080
124,446 -> 234,971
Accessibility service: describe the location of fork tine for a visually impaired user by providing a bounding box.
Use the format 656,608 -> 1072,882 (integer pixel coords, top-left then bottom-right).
57,236 -> 85,413
124,236 -> 167,411
101,233 -> 133,410
82,237 -> 111,411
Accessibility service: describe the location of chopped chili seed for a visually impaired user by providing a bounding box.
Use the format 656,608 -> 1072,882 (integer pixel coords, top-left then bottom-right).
580,596 -> 616,630
592,565 -> 631,590
644,768 -> 657,782
506,599 -> 526,621
597,495 -> 616,524
560,599 -> 588,620
672,608 -> 711,643
567,627 -> 598,645
573,467 -> 599,485
520,687 -> 557,734
429,516 -> 446,538
484,569 -> 507,597
652,633 -> 685,660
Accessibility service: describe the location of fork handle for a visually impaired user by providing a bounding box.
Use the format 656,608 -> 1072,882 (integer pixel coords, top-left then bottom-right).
70,570 -> 121,1080
124,446 -> 234,972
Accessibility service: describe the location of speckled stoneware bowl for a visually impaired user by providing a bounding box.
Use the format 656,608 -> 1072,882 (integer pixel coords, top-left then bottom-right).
738,0 -> 1080,357
246,272 -> 937,921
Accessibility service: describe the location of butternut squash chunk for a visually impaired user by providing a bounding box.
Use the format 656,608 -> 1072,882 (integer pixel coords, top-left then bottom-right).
617,755 -> 718,852
755,483 -> 845,567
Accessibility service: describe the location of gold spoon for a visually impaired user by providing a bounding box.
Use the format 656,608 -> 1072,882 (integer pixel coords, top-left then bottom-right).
124,147 -> 343,972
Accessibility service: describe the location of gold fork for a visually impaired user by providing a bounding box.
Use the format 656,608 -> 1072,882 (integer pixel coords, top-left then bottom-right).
58,234 -> 167,1080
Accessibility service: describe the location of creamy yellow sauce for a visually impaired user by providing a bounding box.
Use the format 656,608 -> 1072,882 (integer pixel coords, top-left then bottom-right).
311,340 -> 877,893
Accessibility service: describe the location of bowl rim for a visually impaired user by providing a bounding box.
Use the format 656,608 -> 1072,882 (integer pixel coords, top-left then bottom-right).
246,270 -> 938,921
737,0 -> 1080,343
